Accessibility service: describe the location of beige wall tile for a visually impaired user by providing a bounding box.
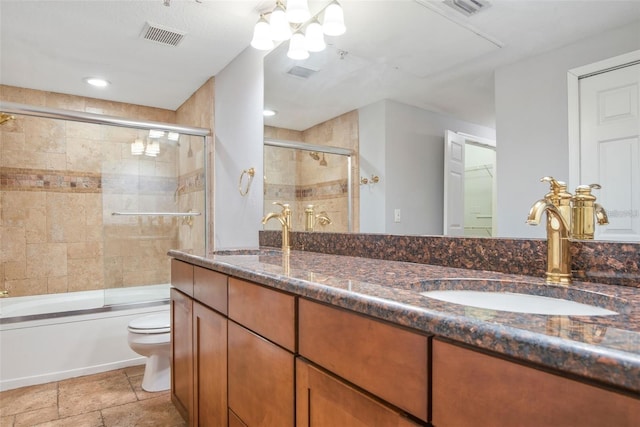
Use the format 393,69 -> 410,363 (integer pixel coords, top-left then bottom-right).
66,137 -> 101,172
1,226 -> 25,263
67,257 -> 104,291
4,261 -> 26,280
5,278 -> 47,297
26,243 -> 67,278
47,275 -> 68,294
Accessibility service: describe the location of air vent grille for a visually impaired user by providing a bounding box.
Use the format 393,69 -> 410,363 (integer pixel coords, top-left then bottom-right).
140,22 -> 186,47
443,0 -> 491,16
287,66 -> 318,79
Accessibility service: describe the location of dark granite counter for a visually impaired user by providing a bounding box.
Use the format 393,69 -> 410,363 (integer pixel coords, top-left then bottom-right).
168,248 -> 640,396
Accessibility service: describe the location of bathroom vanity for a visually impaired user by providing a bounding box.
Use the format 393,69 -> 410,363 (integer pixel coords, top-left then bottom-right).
169,249 -> 640,426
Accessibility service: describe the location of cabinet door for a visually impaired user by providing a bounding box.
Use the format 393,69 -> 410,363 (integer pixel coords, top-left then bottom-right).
296,359 -> 422,427
432,339 -> 640,426
299,299 -> 428,422
170,288 -> 193,424
193,301 -> 227,427
228,321 -> 294,427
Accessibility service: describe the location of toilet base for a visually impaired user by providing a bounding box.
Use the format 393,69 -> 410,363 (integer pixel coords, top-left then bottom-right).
141,353 -> 170,392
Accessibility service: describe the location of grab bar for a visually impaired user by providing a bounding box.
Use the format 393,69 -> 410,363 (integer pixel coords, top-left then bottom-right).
111,212 -> 201,216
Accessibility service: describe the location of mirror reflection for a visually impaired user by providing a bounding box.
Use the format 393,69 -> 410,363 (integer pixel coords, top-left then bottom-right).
263,0 -> 640,241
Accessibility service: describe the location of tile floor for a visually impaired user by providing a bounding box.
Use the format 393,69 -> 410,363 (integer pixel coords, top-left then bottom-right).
0,366 -> 186,427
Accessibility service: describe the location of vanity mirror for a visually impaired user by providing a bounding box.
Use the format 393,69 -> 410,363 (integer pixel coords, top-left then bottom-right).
263,0 -> 640,241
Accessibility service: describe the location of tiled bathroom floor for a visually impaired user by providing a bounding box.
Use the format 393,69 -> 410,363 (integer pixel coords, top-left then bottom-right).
0,366 -> 186,427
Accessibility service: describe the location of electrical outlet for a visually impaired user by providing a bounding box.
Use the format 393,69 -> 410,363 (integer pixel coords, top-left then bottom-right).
394,209 -> 401,223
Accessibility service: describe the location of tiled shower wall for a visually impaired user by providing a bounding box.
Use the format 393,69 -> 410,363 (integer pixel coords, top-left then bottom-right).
264,109 -> 360,233
0,85 -> 205,297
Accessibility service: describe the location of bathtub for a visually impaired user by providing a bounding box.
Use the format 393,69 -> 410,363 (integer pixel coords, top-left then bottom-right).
0,285 -> 170,391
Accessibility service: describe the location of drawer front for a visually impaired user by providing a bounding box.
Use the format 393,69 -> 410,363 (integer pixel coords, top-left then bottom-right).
432,339 -> 640,427
171,259 -> 194,296
228,277 -> 296,352
194,266 -> 228,315
298,299 -> 429,422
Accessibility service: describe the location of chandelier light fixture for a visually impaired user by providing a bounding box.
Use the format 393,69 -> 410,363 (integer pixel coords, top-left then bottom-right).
251,0 -> 346,60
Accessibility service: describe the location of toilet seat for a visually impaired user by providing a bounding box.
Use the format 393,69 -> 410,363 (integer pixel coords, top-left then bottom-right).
128,312 -> 170,334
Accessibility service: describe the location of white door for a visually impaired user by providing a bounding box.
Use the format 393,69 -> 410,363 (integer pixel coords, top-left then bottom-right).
579,63 -> 640,241
444,130 -> 465,236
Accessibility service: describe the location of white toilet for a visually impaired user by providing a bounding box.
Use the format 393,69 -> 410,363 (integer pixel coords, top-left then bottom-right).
127,311 -> 171,392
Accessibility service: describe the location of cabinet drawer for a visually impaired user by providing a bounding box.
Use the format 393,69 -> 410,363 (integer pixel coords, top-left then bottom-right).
432,339 -> 640,426
299,299 -> 429,422
228,277 -> 296,352
171,259 -> 193,296
194,266 -> 228,315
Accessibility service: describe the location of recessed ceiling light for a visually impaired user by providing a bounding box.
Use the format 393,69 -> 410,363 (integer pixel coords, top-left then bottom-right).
84,77 -> 110,88
263,109 -> 277,117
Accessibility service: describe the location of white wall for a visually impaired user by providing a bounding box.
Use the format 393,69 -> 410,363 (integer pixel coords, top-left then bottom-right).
495,21 -> 640,238
359,99 -> 495,235
213,48 -> 265,249
358,101 -> 386,233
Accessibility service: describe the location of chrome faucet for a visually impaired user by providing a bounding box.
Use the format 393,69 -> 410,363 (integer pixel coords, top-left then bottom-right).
262,202 -> 292,253
527,198 -> 572,285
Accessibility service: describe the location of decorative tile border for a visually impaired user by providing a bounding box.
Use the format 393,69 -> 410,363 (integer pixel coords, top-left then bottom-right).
0,167 -> 101,193
265,179 -> 348,201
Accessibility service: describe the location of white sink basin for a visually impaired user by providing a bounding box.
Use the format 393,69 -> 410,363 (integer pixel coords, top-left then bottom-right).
420,290 -> 618,316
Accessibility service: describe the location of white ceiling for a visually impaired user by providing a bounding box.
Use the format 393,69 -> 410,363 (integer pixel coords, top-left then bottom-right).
2,1 -> 639,131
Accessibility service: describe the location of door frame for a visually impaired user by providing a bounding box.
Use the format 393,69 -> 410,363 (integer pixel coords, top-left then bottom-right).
567,49 -> 640,189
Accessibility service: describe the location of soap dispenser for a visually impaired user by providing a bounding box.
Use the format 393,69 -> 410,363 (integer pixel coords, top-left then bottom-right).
541,176 -> 573,231
571,184 -> 609,240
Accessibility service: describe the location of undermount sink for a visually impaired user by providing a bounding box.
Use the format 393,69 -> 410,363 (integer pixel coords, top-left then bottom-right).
416,278 -> 625,316
420,290 -> 618,316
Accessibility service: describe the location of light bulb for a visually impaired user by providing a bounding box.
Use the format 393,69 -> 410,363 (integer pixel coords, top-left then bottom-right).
270,3 -> 291,41
287,32 -> 309,60
286,0 -> 311,24
323,1 -> 346,36
131,139 -> 144,156
251,15 -> 274,50
305,19 -> 326,52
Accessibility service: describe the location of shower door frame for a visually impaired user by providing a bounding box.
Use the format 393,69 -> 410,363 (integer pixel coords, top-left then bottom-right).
264,137 -> 354,232
0,100 -> 212,272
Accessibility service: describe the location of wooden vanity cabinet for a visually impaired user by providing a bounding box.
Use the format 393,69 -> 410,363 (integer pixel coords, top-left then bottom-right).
298,298 -> 429,423
170,287 -> 193,423
170,262 -> 229,427
227,277 -> 296,427
431,339 -> 640,427
296,358 -> 423,427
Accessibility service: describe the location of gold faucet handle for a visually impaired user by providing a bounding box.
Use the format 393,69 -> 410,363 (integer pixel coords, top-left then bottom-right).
273,201 -> 290,210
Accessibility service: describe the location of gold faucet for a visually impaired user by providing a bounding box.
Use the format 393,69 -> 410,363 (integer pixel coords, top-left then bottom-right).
0,290 -> 9,298
304,204 -> 332,232
304,205 -> 315,231
262,202 -> 292,253
571,184 -> 609,240
527,194 -> 573,285
541,176 -> 572,230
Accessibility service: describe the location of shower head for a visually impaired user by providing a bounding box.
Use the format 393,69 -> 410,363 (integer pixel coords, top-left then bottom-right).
309,152 -> 320,161
319,153 -> 328,166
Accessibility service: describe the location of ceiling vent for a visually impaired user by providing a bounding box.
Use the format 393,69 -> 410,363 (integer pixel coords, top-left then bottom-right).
140,22 -> 186,47
443,0 -> 491,16
287,65 -> 318,79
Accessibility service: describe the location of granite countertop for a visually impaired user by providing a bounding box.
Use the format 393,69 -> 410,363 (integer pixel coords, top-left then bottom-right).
168,248 -> 640,395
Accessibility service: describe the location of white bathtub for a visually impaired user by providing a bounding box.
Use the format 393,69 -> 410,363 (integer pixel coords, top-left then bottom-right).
0,285 -> 170,391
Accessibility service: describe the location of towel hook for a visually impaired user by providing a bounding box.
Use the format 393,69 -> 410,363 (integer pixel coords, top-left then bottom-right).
238,167 -> 255,196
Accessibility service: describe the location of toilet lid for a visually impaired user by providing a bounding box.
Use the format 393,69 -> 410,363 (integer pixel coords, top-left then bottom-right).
128,312 -> 170,334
